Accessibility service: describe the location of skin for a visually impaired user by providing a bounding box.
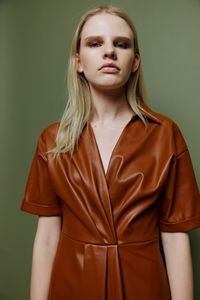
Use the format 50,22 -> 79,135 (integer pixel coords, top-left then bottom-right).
76,13 -> 140,173
161,232 -> 194,300
30,13 -> 194,300
30,217 -> 62,300
76,13 -> 140,92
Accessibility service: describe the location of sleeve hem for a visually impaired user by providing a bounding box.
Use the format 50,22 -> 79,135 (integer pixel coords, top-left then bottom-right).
160,215 -> 200,232
20,200 -> 62,216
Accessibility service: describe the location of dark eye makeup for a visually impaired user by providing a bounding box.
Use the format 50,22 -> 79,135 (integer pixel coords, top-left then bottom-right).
85,36 -> 132,49
114,41 -> 130,49
87,41 -> 101,47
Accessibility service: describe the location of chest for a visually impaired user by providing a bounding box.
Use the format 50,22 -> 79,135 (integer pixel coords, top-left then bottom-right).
50,120 -> 172,189
90,123 -> 128,175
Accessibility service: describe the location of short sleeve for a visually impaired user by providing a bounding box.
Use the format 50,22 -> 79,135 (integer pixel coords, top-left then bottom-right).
159,124 -> 200,232
20,129 -> 62,217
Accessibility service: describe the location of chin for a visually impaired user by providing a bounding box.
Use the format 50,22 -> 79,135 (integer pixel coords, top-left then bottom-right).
93,85 -> 126,95
91,80 -> 126,91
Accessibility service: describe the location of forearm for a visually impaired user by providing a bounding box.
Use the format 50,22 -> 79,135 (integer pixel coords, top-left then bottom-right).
161,232 -> 194,300
30,217 -> 61,300
30,239 -> 59,300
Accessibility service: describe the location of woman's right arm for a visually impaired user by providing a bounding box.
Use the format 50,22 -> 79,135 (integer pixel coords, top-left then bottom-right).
30,216 -> 62,300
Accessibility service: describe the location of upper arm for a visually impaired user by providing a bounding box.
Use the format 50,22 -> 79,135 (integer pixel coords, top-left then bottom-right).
35,216 -> 62,246
21,128 -> 62,217
160,231 -> 190,248
159,124 -> 200,233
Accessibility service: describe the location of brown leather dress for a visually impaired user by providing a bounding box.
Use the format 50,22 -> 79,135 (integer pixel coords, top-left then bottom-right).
21,104 -> 200,300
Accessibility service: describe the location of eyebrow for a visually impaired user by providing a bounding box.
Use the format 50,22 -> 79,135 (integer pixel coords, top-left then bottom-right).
84,35 -> 133,43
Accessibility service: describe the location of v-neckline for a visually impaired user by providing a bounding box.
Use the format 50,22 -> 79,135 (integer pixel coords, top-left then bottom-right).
88,112 -> 136,178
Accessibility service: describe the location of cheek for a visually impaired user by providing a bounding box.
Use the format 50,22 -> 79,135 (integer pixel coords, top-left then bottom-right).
121,56 -> 135,81
78,55 -> 96,80
125,54 -> 135,66
79,51 -> 96,70
81,55 -> 88,67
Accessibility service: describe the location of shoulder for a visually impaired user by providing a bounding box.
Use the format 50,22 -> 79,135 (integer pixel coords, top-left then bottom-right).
142,103 -> 183,131
142,103 -> 177,126
37,121 -> 60,152
142,103 -> 188,155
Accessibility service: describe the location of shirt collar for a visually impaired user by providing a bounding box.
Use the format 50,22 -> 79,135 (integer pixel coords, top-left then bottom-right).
132,102 -> 161,124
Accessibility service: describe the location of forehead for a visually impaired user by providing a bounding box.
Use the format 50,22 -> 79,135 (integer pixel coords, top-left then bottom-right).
80,13 -> 133,39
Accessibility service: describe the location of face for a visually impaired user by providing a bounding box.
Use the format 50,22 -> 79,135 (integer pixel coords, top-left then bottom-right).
76,13 -> 140,91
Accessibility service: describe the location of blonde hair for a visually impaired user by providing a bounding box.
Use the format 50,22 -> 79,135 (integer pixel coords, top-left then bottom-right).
51,5 -> 148,156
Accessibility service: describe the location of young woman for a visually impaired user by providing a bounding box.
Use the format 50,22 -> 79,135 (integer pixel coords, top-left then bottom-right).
21,5 -> 200,300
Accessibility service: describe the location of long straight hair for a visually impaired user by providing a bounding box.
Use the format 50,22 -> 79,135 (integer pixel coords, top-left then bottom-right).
51,5 -> 148,157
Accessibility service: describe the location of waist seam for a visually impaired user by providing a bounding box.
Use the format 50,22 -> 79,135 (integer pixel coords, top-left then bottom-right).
61,231 -> 159,246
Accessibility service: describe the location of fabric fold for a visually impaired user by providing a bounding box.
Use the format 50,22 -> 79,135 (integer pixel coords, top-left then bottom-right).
81,242 -> 124,300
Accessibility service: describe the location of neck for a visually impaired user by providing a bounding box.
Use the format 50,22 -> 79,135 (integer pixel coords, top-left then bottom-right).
89,85 -> 133,124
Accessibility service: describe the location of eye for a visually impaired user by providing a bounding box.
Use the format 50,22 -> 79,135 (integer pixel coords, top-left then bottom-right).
115,41 -> 130,49
88,41 -> 101,48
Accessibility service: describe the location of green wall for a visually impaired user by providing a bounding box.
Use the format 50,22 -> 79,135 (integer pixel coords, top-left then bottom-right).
0,0 -> 199,299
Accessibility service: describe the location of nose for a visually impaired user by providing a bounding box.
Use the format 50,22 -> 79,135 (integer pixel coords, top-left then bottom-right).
103,42 -> 117,60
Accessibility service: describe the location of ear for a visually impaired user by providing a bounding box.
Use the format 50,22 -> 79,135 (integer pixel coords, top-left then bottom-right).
131,53 -> 141,73
76,53 -> 83,73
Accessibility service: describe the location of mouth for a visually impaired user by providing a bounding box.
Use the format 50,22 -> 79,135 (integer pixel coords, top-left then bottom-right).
99,63 -> 120,73
99,63 -> 120,71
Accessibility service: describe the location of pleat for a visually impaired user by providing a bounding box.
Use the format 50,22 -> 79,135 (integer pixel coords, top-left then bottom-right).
81,243 -> 124,300
107,245 -> 124,300
81,244 -> 108,300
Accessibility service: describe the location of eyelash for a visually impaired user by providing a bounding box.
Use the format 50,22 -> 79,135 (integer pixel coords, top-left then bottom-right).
88,41 -> 130,49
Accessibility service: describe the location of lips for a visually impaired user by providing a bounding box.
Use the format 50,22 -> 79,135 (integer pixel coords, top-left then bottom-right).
99,63 -> 120,70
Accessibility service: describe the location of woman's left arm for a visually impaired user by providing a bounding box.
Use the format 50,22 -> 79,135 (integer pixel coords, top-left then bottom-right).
161,231 -> 194,300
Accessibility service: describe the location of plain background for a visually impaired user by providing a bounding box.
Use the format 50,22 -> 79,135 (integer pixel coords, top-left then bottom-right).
0,0 -> 199,299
